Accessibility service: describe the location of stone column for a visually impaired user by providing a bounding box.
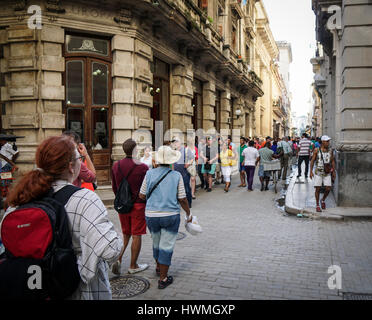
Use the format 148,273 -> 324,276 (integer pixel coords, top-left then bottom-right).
202,80 -> 216,134
232,97 -> 244,140
335,0 -> 372,206
220,89 -> 231,136
261,67 -> 271,137
111,35 -> 152,160
171,64 -> 194,140
1,24 -> 65,176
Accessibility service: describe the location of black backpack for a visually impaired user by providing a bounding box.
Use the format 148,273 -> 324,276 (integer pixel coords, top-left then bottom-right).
114,162 -> 137,214
0,185 -> 82,300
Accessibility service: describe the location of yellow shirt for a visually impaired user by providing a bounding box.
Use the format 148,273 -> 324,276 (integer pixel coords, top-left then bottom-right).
220,149 -> 236,167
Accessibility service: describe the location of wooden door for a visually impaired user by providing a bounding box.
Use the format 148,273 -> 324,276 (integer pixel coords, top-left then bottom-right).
65,57 -> 112,184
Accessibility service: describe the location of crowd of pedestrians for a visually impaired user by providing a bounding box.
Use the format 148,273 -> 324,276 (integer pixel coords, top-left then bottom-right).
0,130 -> 335,300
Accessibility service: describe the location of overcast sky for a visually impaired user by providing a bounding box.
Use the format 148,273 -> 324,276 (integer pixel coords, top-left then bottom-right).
262,0 -> 316,118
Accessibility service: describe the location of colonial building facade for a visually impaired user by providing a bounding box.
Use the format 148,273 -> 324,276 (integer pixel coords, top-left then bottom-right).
312,0 -> 372,207
0,0 -> 287,184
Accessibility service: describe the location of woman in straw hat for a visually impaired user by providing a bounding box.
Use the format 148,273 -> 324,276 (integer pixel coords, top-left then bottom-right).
139,145 -> 192,289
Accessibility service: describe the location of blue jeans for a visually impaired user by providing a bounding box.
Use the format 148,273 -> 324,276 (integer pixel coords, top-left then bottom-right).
174,166 -> 192,207
146,214 -> 180,266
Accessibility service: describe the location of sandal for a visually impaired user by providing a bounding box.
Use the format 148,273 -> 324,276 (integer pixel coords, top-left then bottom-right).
316,206 -> 322,213
321,200 -> 326,210
158,276 -> 173,289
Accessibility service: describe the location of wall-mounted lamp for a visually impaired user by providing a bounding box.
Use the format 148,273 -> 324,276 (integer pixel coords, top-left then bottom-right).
235,109 -> 242,118
149,87 -> 160,96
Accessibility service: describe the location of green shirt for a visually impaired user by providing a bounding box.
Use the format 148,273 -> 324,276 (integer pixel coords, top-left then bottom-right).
259,147 -> 274,162
239,144 -> 247,163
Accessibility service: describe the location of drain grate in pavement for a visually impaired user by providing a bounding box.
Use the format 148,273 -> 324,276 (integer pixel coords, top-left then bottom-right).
177,231 -> 187,240
110,275 -> 150,299
342,292 -> 372,300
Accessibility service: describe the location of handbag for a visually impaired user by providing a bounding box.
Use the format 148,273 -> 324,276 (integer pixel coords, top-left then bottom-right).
187,163 -> 197,176
320,150 -> 332,174
204,162 -> 211,171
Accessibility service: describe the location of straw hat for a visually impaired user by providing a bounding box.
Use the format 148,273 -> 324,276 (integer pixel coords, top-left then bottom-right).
155,146 -> 181,165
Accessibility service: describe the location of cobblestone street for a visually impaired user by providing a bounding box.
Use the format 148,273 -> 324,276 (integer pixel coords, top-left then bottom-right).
107,172 -> 372,300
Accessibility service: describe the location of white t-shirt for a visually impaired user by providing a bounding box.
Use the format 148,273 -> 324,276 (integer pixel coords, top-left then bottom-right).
242,146 -> 260,166
140,155 -> 153,169
0,143 -> 18,168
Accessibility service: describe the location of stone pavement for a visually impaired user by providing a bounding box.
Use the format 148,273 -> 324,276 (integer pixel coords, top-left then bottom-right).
105,169 -> 372,300
285,163 -> 372,220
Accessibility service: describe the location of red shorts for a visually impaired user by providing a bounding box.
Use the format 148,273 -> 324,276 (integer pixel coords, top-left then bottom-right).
118,202 -> 147,236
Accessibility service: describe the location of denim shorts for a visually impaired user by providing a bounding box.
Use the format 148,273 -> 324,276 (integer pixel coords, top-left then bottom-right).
258,164 -> 271,178
145,214 -> 180,266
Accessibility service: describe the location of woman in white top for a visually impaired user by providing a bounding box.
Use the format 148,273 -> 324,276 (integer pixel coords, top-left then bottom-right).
4,135 -> 123,300
140,146 -> 153,169
242,140 -> 260,191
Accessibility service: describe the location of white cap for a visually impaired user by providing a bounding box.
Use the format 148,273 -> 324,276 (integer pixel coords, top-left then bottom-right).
321,135 -> 331,141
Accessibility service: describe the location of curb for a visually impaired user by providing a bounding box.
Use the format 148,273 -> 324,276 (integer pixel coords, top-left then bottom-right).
284,168 -> 370,221
284,172 -> 303,215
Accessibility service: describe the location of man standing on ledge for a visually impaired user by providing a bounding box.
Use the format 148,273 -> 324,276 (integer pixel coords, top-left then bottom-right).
310,135 -> 336,213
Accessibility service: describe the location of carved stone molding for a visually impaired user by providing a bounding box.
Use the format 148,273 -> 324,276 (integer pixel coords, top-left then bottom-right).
336,144 -> 372,152
46,0 -> 66,14
13,0 -> 27,11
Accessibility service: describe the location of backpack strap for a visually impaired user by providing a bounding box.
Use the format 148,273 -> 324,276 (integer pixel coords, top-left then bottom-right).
118,160 -> 137,182
117,160 -> 139,202
53,185 -> 82,206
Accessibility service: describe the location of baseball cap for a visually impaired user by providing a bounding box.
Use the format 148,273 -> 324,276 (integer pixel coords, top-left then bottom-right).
321,135 -> 331,141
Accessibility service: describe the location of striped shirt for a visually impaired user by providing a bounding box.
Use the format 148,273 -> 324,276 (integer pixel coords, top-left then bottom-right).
298,138 -> 311,156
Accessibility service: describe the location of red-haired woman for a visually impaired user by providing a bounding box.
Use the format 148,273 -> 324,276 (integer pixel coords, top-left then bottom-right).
4,135 -> 123,300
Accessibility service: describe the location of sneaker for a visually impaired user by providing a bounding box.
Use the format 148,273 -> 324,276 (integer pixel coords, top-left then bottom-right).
128,263 -> 149,274
158,276 -> 173,289
207,188 -> 212,192
112,260 -> 121,275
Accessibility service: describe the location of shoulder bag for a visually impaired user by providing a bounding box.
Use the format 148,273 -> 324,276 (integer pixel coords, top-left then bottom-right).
320,150 -> 332,174
147,170 -> 172,200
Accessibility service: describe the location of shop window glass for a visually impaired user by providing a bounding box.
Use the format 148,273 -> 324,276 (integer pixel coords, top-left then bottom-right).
66,60 -> 84,105
67,108 -> 84,142
92,63 -> 108,105
92,108 -> 109,149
